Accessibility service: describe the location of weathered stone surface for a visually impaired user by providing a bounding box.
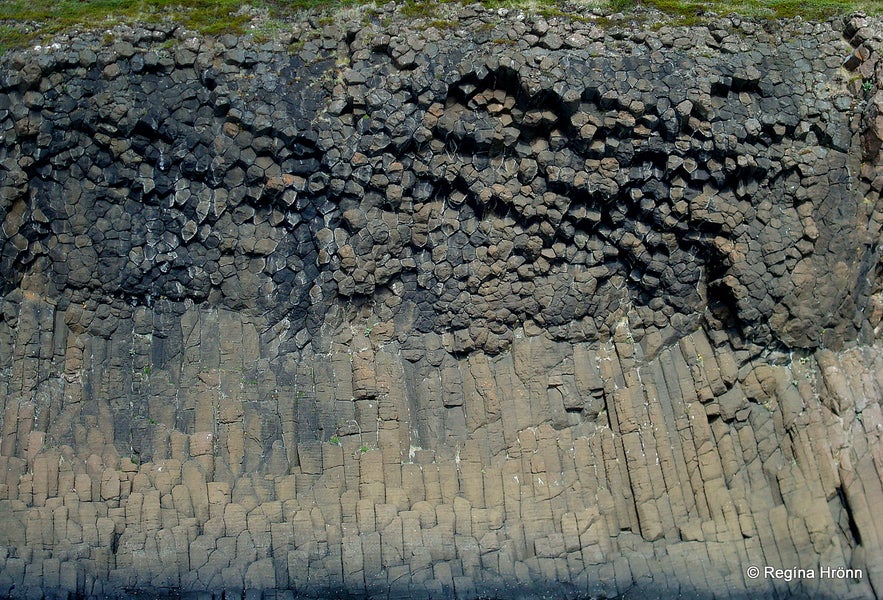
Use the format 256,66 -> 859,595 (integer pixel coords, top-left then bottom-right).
0,6 -> 881,600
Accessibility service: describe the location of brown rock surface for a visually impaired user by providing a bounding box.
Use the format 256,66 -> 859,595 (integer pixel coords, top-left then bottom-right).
0,7 -> 882,600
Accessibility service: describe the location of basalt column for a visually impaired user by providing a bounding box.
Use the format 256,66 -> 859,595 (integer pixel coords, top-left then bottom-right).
1,7 -> 882,599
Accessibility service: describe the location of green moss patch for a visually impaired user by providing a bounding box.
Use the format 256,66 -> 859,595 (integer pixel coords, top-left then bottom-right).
0,0 -> 879,55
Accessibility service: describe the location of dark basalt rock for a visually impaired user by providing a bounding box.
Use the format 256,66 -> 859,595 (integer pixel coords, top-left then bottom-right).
0,11 -> 877,356
0,7 -> 882,600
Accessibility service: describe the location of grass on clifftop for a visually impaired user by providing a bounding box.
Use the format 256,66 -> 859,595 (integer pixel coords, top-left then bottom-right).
640,0 -> 881,21
0,0 -> 881,54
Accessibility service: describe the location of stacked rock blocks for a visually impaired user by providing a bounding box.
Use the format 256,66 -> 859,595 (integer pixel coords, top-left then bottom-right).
1,6 -> 882,599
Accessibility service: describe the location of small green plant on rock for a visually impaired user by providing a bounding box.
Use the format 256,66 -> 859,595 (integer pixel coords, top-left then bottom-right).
401,0 -> 435,18
427,19 -> 457,30
159,38 -> 180,50
252,18 -> 288,42
329,435 -> 341,445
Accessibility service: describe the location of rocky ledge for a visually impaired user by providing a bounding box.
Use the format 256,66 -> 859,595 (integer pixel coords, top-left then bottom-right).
0,5 -> 882,599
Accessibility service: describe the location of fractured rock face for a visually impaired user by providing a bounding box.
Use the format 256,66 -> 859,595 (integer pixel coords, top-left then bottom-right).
0,8 -> 876,354
0,6 -> 882,600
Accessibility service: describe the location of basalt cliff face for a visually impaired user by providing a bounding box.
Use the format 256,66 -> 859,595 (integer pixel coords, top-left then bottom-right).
1,6 -> 883,599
